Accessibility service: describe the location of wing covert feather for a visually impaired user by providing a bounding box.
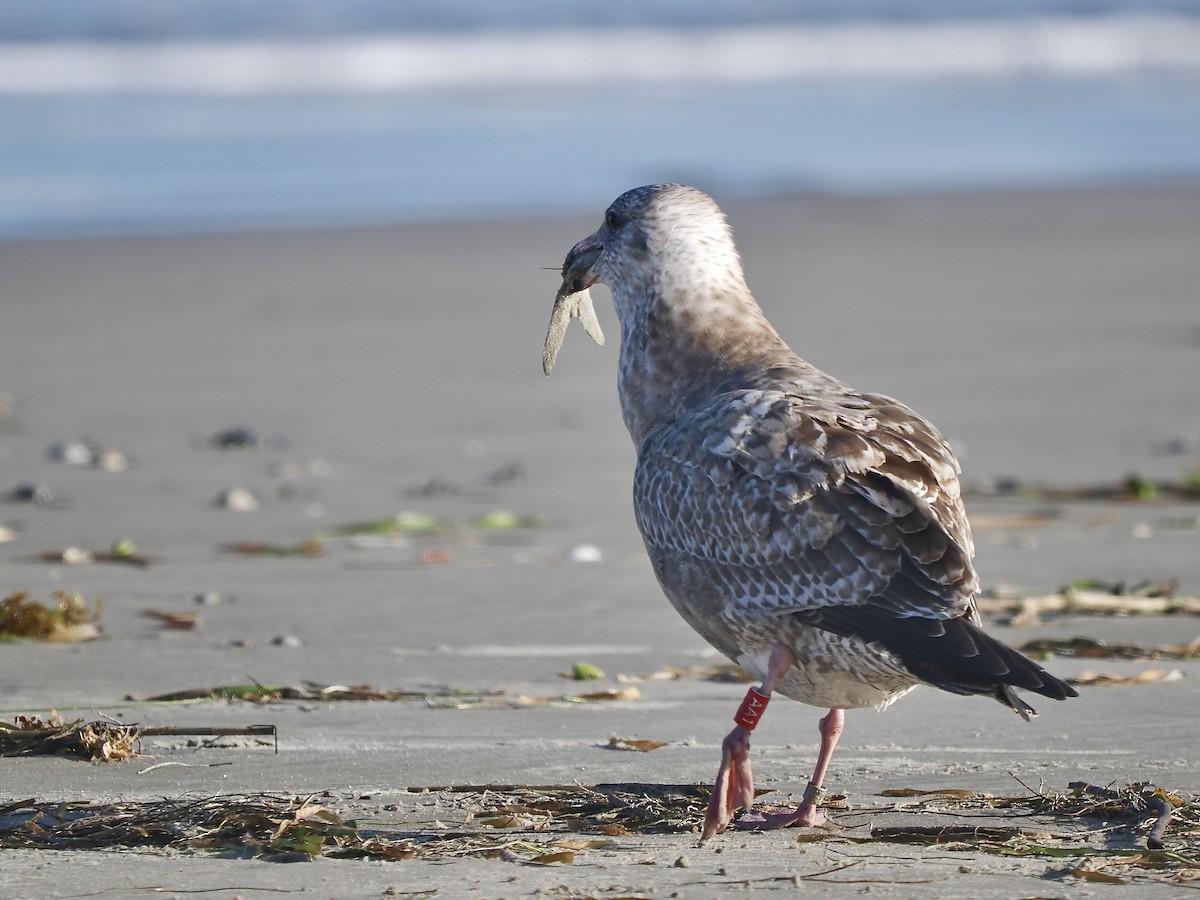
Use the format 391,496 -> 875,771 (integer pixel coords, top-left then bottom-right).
633,387 -> 978,620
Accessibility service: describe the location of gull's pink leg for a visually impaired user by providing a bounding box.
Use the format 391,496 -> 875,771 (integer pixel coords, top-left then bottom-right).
701,645 -> 795,842
737,706 -> 845,830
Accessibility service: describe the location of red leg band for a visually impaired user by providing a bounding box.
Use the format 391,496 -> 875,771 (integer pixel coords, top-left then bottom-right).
734,687 -> 770,731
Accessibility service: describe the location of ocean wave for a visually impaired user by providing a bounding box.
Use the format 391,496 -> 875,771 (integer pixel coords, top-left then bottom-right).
1,15 -> 1198,94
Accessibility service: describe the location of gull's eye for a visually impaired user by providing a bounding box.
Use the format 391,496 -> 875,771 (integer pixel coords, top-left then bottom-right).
605,208 -> 624,230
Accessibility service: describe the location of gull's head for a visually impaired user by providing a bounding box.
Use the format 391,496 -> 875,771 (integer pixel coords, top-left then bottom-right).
559,184 -> 744,305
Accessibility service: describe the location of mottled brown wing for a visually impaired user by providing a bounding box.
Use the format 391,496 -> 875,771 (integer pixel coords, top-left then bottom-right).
633,386 -> 979,623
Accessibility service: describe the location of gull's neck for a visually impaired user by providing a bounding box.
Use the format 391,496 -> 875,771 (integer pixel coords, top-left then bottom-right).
612,275 -> 801,448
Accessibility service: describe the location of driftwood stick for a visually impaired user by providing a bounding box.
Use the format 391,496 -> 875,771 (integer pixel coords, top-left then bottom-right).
139,724 -> 278,753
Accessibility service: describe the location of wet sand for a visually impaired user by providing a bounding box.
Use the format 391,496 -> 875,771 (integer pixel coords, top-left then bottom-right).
1,185 -> 1199,897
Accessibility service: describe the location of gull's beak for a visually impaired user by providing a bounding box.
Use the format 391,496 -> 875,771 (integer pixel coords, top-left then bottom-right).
560,236 -> 602,295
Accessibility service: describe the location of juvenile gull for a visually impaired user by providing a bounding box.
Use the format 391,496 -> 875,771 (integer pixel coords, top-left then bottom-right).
547,184 -> 1077,841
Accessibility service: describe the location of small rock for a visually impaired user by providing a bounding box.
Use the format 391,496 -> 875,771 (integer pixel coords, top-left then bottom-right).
61,546 -> 95,565
48,440 -> 95,466
217,487 -> 259,511
673,854 -> 691,868
271,634 -> 303,648
0,525 -> 16,543
211,427 -> 259,449
566,543 -> 602,563
193,591 -> 223,605
10,483 -> 55,504
94,449 -> 128,472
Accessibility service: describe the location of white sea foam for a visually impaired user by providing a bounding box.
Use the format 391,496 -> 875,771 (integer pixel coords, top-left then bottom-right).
1,15 -> 1198,95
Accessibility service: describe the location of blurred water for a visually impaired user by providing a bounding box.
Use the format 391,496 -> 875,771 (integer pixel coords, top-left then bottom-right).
1,0 -> 1198,238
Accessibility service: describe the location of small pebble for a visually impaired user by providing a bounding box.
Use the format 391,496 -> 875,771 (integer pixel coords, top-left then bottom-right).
94,449 -> 128,472
1132,522 -> 1153,539
0,525 -> 16,543
49,441 -> 95,466
11,482 -> 55,504
212,427 -> 259,449
271,634 -> 303,648
194,591 -> 223,606
673,854 -> 691,868
217,487 -> 259,511
566,543 -> 602,563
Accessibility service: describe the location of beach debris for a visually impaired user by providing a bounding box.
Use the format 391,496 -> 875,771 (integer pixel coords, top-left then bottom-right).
566,543 -> 602,563
143,608 -> 202,630
617,663 -> 751,683
965,470 -> 1200,502
216,486 -> 259,511
1069,668 -> 1183,687
223,539 -> 324,557
0,780 -> 1193,874
0,713 -> 275,761
977,584 -> 1200,626
860,780 -> 1199,873
46,439 -> 128,471
0,720 -> 275,761
542,284 -> 605,376
137,680 -> 639,710
193,590 -> 224,605
472,510 -> 540,530
568,661 -> 605,681
0,591 -> 101,642
37,540 -> 150,568
328,510 -> 449,537
606,737 -> 669,752
272,634 -> 304,648
0,713 -> 137,760
1020,635 -> 1200,661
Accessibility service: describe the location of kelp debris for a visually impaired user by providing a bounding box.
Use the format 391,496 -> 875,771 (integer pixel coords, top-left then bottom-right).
864,780 -> 1199,874
618,663 -> 751,684
0,782 -> 1195,876
142,608 -> 202,630
0,714 -> 277,760
966,470 -> 1200,502
1069,668 -> 1182,687
0,591 -> 101,642
222,539 -> 324,557
139,680 -> 641,709
37,540 -> 150,567
1021,635 -> 1200,661
0,792 -> 622,862
606,737 -> 669,753
978,586 -> 1200,626
0,713 -> 138,761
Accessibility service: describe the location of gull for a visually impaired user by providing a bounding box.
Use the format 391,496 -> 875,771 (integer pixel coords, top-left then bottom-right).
544,184 -> 1076,841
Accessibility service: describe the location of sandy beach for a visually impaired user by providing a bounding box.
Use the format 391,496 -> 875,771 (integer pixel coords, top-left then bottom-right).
2,185 -> 1199,897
